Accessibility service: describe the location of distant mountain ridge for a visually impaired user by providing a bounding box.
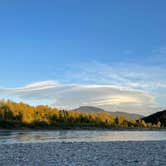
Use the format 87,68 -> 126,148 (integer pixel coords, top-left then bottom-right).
72,106 -> 144,120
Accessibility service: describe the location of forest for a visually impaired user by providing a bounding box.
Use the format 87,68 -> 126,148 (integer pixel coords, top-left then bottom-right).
0,100 -> 163,129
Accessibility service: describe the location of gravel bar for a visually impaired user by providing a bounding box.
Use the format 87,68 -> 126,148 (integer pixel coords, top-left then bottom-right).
0,141 -> 166,166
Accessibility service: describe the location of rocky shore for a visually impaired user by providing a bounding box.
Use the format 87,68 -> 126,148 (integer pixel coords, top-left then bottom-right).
0,141 -> 166,166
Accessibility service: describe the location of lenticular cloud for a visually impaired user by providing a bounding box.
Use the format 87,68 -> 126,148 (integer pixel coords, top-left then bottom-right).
0,81 -> 155,114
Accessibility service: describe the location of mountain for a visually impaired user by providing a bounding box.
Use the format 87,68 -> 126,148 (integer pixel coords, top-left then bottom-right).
109,111 -> 144,120
73,106 -> 106,113
142,110 -> 166,127
72,106 -> 144,120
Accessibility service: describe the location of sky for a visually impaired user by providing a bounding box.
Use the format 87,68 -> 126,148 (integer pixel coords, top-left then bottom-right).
0,0 -> 166,115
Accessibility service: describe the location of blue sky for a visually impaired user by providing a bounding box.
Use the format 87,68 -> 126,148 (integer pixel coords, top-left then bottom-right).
0,1 -> 166,115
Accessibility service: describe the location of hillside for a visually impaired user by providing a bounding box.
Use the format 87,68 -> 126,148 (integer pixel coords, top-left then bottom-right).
0,100 -> 150,129
73,106 -> 144,120
143,110 -> 166,127
73,106 -> 106,113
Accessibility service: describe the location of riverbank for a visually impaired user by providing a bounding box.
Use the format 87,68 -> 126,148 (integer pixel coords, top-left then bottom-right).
0,127 -> 166,132
0,141 -> 166,166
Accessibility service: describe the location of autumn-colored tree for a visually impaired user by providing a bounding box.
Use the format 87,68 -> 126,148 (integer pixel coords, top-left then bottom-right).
0,100 -> 162,129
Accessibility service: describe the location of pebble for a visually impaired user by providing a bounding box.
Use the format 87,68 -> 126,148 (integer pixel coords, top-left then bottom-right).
0,141 -> 165,166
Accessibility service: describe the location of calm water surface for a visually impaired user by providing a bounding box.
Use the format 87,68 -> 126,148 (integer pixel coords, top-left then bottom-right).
0,130 -> 166,144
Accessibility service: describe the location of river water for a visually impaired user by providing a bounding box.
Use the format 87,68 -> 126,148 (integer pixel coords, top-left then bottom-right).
0,130 -> 166,144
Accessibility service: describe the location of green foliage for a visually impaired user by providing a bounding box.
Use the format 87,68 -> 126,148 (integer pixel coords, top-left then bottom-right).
0,100 -> 162,129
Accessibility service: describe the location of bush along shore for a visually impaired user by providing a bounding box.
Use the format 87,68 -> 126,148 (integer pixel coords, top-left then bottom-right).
0,100 -> 164,129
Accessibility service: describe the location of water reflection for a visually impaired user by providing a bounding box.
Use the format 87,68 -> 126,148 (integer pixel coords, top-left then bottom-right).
15,132 -> 50,142
0,130 -> 166,144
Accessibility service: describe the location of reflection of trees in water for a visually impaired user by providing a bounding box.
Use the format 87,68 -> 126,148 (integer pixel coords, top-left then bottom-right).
0,130 -> 13,144
15,132 -> 49,142
57,130 -> 69,139
0,130 -> 166,143
0,130 -> 13,137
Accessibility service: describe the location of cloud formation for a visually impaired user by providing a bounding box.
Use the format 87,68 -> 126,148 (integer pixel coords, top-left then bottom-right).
64,62 -> 166,90
61,61 -> 166,107
0,81 -> 155,115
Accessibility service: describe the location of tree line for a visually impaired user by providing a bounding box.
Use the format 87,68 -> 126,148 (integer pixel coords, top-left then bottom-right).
0,100 -> 162,129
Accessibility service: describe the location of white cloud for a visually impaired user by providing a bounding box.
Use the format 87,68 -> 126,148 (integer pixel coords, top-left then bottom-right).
0,81 -> 156,115
64,62 -> 166,89
24,80 -> 58,89
62,61 -> 166,107
2,47 -> 166,115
